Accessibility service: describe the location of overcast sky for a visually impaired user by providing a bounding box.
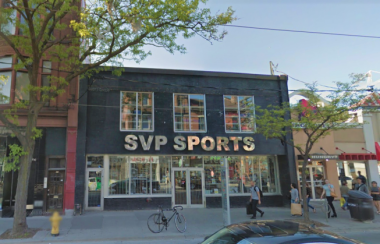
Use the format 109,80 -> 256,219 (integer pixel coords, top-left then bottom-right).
122,0 -> 380,91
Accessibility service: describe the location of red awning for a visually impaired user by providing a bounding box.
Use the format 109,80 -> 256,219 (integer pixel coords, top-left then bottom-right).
339,153 -> 377,161
376,142 -> 380,161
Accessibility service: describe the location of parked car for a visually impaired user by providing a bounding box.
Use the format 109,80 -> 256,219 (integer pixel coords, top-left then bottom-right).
200,220 -> 361,244
110,178 -> 160,194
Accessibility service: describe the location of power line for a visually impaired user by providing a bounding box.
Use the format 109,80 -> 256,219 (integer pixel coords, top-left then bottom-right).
222,25 -> 380,39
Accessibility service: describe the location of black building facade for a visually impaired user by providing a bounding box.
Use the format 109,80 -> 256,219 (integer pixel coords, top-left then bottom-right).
75,68 -> 297,211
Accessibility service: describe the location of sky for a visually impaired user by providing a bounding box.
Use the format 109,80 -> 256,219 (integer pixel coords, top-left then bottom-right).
122,0 -> 380,92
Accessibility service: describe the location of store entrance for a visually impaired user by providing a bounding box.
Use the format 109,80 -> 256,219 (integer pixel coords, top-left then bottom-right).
85,169 -> 103,210
172,169 -> 204,208
298,165 -> 325,199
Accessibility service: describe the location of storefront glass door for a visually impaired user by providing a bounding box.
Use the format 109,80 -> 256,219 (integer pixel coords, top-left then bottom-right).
85,169 -> 103,210
298,165 -> 325,199
173,169 -> 204,207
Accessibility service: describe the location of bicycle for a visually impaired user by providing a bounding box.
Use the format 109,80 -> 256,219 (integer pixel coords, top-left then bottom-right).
147,205 -> 186,233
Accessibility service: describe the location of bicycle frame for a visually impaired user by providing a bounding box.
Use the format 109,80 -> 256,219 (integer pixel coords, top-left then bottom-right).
158,206 -> 179,226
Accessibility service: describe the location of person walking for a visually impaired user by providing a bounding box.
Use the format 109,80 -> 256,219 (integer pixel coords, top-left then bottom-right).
290,183 -> 302,216
306,182 -> 316,213
249,181 -> 264,219
320,179 -> 337,218
355,177 -> 369,194
340,181 -> 349,210
370,181 -> 380,214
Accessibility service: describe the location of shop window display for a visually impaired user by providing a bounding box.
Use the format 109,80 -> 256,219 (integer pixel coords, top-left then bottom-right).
109,156 -> 130,195
130,156 -> 151,195
152,156 -> 171,194
204,156 -> 222,194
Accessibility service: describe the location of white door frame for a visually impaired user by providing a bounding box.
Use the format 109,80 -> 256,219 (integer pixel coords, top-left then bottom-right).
172,168 -> 205,208
85,168 -> 104,210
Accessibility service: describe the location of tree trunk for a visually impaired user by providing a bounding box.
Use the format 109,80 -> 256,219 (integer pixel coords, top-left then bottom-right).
10,147 -> 34,236
301,156 -> 310,223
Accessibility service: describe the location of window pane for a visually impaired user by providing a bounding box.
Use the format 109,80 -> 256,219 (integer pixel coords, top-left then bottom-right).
130,156 -> 150,195
0,71 -> 12,104
0,56 -> 12,68
152,156 -> 171,194
18,14 -> 26,36
121,92 -> 153,131
87,156 -> 103,168
228,156 -> 243,194
174,94 -> 188,107
42,61 -> 52,73
183,156 -> 203,168
15,72 -> 29,102
260,156 -> 278,193
224,96 -> 238,108
1,10 -> 16,34
241,157 -> 252,193
174,94 -> 206,132
204,156 -> 222,195
109,156 -> 129,195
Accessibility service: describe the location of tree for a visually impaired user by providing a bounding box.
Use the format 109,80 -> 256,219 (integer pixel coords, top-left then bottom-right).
254,75 -> 369,223
0,0 -> 235,236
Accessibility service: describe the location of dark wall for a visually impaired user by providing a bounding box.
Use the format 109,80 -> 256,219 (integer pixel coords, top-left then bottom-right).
45,128 -> 66,156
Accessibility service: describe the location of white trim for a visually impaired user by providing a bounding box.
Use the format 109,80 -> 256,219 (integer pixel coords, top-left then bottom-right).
173,93 -> 207,133
223,95 -> 256,133
120,91 -> 154,132
105,194 -> 171,198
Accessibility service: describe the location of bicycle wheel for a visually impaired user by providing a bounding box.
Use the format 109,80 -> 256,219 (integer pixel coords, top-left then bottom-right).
175,214 -> 187,233
147,213 -> 164,233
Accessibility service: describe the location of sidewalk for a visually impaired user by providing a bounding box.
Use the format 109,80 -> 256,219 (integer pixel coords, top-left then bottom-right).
0,202 -> 379,243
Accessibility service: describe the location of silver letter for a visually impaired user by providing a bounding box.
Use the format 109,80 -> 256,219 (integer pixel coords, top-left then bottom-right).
201,136 -> 215,151
155,135 -> 167,150
243,137 -> 255,151
125,135 -> 138,150
188,136 -> 200,151
217,137 -> 230,151
174,136 -> 186,151
139,135 -> 154,150
229,137 -> 242,151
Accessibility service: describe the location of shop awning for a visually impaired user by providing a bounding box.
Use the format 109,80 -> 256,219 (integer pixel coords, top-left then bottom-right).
339,153 -> 377,161
375,142 -> 380,161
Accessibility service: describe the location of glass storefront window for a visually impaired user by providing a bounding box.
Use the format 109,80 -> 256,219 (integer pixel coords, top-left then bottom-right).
260,156 -> 277,193
152,156 -> 171,194
337,161 -> 367,190
109,156 -> 129,195
130,156 -> 151,195
204,156 -> 222,194
183,156 -> 203,168
228,156 -> 242,194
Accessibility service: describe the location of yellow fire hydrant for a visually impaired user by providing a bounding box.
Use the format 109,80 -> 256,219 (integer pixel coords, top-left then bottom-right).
49,211 -> 62,236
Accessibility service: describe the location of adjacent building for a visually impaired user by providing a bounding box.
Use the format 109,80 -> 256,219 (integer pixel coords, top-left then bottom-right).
0,0 -> 81,216
75,68 -> 297,210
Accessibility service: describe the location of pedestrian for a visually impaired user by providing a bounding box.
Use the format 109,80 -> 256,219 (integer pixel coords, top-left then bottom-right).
290,183 -> 302,216
306,182 -> 316,213
340,181 -> 349,210
357,171 -> 367,184
249,181 -> 264,219
320,179 -> 337,218
355,177 -> 369,194
370,181 -> 380,214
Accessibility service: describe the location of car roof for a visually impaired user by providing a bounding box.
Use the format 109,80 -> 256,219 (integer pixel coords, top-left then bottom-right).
203,220 -> 359,244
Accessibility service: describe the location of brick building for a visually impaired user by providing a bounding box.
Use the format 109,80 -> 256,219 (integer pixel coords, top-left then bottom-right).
0,0 -> 81,216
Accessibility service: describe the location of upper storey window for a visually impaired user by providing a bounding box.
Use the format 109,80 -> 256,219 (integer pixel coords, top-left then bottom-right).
174,94 -> 206,132
120,92 -> 154,131
224,95 -> 255,132
0,56 -> 13,104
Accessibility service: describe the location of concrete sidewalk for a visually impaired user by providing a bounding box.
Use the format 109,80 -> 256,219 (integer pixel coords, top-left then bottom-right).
0,202 -> 379,244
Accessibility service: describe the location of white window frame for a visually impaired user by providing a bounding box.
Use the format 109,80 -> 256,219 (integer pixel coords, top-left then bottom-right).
120,91 -> 154,132
223,95 -> 256,133
173,93 -> 207,133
